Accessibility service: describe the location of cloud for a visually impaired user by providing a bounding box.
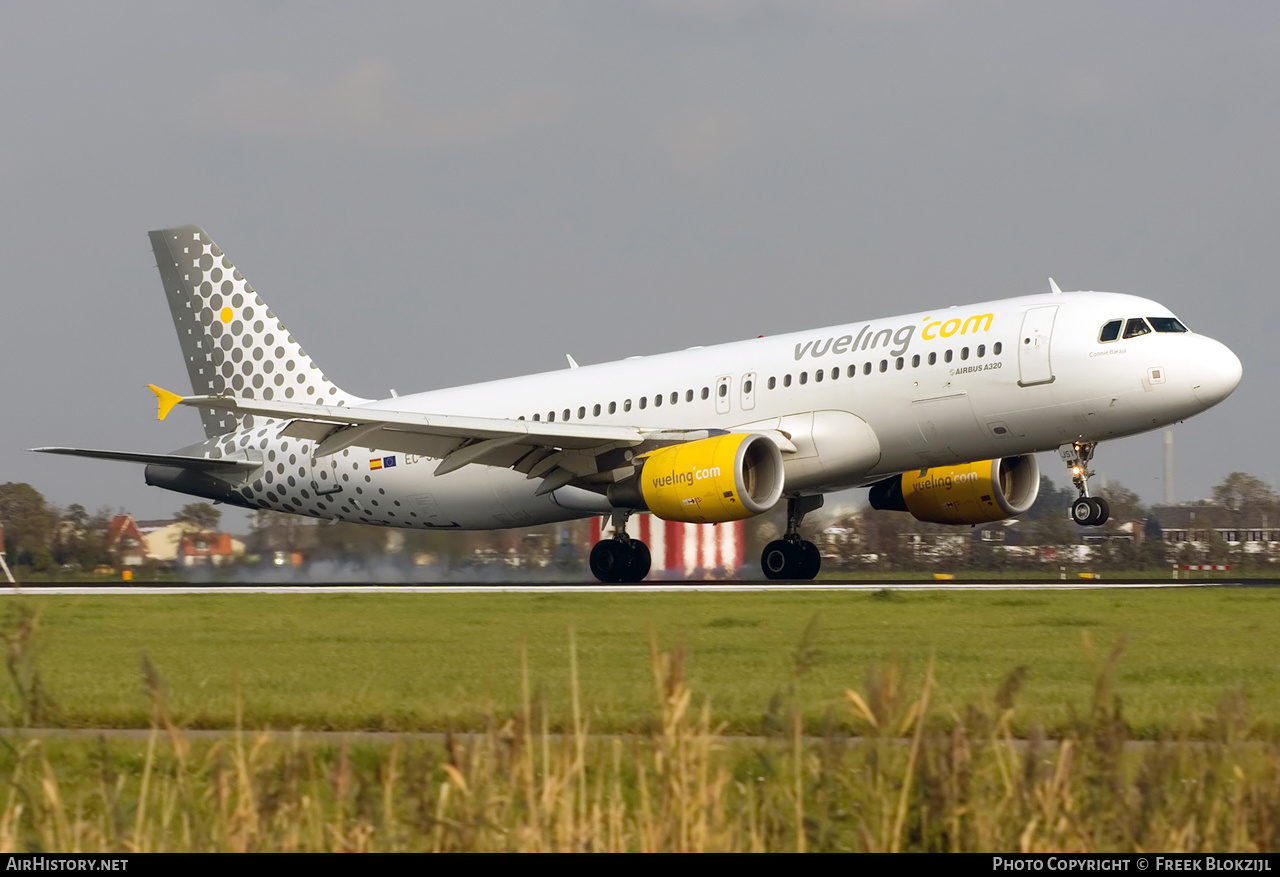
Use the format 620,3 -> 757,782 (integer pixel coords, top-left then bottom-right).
193,59 -> 571,149
655,103 -> 751,177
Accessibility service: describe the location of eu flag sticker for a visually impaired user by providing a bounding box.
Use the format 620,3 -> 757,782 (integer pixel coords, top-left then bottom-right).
382,456 -> 396,469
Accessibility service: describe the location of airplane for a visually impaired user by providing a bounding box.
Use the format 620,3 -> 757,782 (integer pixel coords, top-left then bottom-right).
34,226 -> 1243,582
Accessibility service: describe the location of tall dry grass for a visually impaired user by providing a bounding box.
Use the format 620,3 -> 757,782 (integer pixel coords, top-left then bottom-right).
0,612 -> 1276,851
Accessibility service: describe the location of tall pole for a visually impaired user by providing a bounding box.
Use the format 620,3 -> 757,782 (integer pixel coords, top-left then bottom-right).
1163,430 -> 1175,505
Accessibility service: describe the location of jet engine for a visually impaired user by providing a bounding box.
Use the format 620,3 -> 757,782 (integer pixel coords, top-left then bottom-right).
607,433 -> 785,524
868,455 -> 1040,525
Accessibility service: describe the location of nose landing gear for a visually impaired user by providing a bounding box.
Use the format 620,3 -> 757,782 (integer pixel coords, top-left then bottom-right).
760,495 -> 824,581
589,511 -> 652,583
1060,441 -> 1110,526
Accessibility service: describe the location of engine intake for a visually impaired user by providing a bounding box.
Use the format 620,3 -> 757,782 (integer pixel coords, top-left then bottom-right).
608,433 -> 785,524
868,455 -> 1040,525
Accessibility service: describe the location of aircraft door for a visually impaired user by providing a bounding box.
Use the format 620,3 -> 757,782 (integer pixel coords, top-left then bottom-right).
715,375 -> 733,414
1017,306 -> 1058,387
740,372 -> 757,411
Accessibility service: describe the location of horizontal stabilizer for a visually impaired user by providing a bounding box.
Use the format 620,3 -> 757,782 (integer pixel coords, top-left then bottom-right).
30,447 -> 261,472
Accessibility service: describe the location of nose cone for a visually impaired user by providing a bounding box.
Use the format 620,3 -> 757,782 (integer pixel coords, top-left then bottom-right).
1192,338 -> 1243,408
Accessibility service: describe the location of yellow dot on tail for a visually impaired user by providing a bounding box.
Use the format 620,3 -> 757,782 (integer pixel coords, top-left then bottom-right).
220,307 -> 233,323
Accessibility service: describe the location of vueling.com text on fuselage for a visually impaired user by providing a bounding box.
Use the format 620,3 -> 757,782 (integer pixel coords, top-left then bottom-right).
793,313 -> 995,361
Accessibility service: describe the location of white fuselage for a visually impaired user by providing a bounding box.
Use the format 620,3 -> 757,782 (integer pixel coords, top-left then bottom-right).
186,290 -> 1241,529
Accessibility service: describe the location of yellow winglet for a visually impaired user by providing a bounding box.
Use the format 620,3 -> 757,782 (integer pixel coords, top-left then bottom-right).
147,384 -> 184,421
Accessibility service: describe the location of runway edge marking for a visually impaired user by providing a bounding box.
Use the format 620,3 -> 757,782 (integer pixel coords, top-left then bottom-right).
0,582 -> 1226,596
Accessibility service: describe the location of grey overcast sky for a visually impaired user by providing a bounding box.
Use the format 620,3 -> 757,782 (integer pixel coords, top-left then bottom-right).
2,1 -> 1276,527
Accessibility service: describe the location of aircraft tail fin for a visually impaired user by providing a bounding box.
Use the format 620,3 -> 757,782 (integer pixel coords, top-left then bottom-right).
148,225 -> 365,439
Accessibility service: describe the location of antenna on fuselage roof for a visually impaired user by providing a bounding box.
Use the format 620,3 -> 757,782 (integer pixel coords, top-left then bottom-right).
566,354 -> 580,369
1049,278 -> 1063,295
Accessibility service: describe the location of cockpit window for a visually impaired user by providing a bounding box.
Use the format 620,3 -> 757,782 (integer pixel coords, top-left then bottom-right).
1099,320 -> 1122,343
1122,318 -> 1151,339
1148,317 -> 1188,333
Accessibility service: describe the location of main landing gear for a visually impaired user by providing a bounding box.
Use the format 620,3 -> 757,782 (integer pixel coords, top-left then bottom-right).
589,511 -> 651,583
1060,440 -> 1110,526
761,495 -> 824,581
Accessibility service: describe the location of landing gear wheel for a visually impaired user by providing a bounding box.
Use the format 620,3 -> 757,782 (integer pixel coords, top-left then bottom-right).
1070,496 -> 1111,527
797,541 -> 822,580
590,538 -> 652,583
760,539 -> 822,581
762,540 -> 795,580
590,540 -> 626,583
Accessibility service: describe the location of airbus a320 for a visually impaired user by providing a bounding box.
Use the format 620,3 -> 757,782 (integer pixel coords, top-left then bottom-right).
35,226 -> 1243,582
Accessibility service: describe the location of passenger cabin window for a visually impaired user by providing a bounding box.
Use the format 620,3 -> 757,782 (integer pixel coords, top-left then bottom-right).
799,372 -> 808,385
1099,320 -> 1122,343
608,402 -> 617,414
977,345 -> 985,358
670,392 -> 678,404
718,384 -> 728,397
911,355 -> 920,367
1149,317 -> 1188,333
548,411 -> 555,422
578,407 -> 585,419
624,399 -> 632,411
863,362 -> 872,375
895,357 -> 904,370
928,352 -> 937,365
701,387 -> 709,400
830,367 -> 839,380
532,413 -> 540,421
814,370 -> 823,383
768,377 -> 777,389
879,360 -> 887,372
743,379 -> 754,393
685,389 -> 694,402
1123,318 -> 1151,339
847,365 -> 857,378
639,397 -> 647,409
564,409 -> 570,421
994,342 -> 1002,354
653,394 -> 662,407
593,404 -> 601,416
944,350 -> 953,363
783,374 -> 792,387
961,347 -> 969,360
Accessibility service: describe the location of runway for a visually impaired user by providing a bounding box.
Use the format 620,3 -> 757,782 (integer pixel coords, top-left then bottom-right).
0,580 -> 1249,596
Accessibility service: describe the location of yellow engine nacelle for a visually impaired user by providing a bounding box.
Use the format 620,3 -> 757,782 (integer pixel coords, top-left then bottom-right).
868,456 -> 1040,525
607,433 -> 785,524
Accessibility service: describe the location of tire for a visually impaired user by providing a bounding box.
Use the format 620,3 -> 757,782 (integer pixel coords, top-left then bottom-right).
797,541 -> 822,580
625,540 -> 652,583
1071,497 -> 1095,525
761,540 -> 795,580
1091,496 -> 1111,526
589,540 -> 624,583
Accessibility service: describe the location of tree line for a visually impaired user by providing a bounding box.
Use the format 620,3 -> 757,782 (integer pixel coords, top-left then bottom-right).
1,470 -> 1277,573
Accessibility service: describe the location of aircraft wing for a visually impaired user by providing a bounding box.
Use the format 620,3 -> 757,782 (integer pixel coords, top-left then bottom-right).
31,447 -> 263,472
151,386 -> 724,490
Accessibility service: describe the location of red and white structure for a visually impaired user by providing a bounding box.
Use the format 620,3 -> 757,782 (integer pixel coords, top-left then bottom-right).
590,515 -> 747,579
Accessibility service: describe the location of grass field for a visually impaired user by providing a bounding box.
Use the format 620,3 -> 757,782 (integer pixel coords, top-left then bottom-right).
2,587 -> 1277,738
